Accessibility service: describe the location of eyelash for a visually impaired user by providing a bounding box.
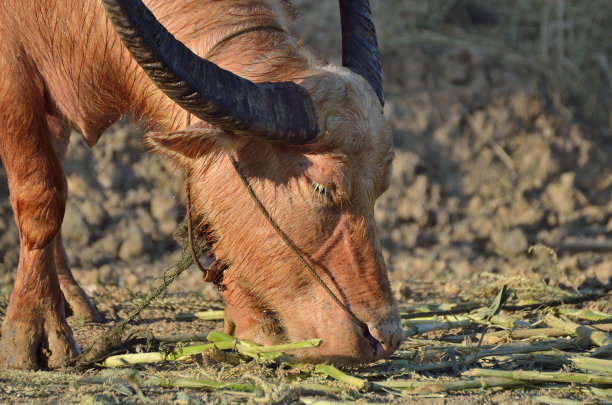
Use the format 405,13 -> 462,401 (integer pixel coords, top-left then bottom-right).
310,180 -> 332,199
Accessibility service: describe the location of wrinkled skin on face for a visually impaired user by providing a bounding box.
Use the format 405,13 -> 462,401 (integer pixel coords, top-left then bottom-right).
150,68 -> 402,364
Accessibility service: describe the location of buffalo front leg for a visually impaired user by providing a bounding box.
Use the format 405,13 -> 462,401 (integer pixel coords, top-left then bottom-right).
0,143 -> 80,369
0,64 -> 80,369
47,116 -> 104,323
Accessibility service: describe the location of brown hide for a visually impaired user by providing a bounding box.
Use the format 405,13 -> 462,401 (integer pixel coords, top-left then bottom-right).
0,0 -> 401,368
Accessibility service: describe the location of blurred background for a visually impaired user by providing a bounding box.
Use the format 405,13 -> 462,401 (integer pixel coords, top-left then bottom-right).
0,0 -> 610,302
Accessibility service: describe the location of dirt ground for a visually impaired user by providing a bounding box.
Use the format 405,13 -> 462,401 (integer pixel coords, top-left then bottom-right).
0,0 -> 611,404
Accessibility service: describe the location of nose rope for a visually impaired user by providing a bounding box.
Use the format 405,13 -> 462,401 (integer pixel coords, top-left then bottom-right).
185,170 -> 219,283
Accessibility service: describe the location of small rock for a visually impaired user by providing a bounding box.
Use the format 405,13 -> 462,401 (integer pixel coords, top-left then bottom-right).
392,151 -> 421,184
63,204 -> 91,245
397,175 -> 428,225
435,209 -> 450,228
0,222 -> 18,250
96,265 -> 114,284
134,207 -> 157,238
150,191 -> 179,223
79,200 -> 108,228
96,164 -> 120,189
121,272 -> 140,290
490,228 -> 528,256
546,173 -> 576,217
118,223 -> 152,261
450,260 -> 472,279
443,281 -> 461,296
467,196 -> 483,215
558,256 -> 580,273
158,219 -> 179,236
2,248 -> 19,271
591,260 -> 612,285
390,224 -> 419,248
509,90 -> 541,121
453,219 -> 476,243
95,233 -> 121,256
66,175 -> 90,199
101,193 -> 123,217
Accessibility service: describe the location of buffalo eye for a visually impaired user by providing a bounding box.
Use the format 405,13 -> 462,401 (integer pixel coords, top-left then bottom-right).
310,180 -> 332,199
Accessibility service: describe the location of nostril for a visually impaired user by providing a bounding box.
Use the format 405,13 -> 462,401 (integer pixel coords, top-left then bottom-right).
362,326 -> 384,356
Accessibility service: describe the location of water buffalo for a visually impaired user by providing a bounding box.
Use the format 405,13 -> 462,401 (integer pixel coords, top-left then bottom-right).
0,0 -> 401,369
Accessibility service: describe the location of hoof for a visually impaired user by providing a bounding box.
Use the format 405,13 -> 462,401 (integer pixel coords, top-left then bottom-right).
60,279 -> 105,323
0,317 -> 80,370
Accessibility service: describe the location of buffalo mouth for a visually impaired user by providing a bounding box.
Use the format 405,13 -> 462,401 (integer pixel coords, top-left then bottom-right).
256,309 -> 288,343
223,305 -> 290,346
223,294 -> 402,365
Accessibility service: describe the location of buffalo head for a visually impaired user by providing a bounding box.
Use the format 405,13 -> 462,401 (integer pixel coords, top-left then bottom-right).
103,0 -> 402,364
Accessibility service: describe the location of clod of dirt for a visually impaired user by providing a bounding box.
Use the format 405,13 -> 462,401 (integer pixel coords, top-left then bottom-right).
490,228 -> 528,257
118,222 -> 153,262
545,172 -> 576,219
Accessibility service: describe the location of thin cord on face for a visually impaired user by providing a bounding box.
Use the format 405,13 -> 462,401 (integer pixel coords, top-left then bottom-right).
184,112 -> 218,283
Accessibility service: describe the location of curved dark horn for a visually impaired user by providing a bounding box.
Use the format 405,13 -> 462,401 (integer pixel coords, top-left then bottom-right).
338,0 -> 384,106
101,0 -> 318,144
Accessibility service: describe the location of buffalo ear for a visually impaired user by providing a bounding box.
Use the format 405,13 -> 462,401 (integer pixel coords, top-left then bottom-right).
145,123 -> 230,160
